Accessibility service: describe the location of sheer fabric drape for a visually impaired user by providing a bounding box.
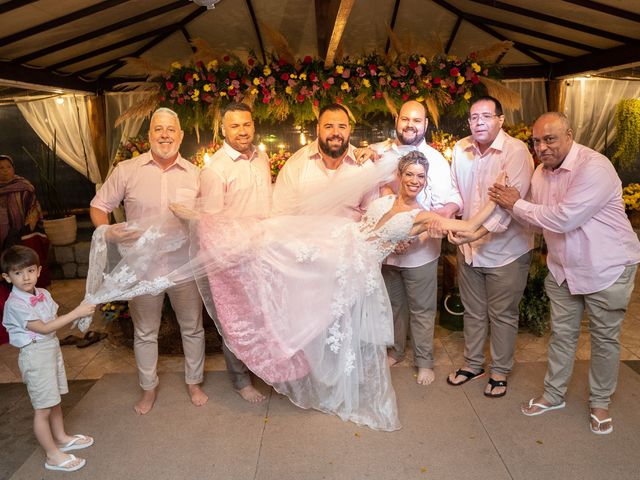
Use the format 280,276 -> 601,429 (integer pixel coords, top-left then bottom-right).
16,95 -> 101,184
563,77 -> 640,153
503,79 -> 547,126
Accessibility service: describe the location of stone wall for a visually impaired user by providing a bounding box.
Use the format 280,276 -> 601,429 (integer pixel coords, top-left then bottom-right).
50,241 -> 90,279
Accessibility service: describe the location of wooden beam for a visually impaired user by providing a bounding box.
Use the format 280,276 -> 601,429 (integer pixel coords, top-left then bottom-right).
444,16 -> 462,54
501,65 -> 548,79
549,44 -> 640,77
431,0 -> 550,65
324,0 -> 356,67
561,0 -> 640,23
0,61 -> 98,92
384,0 -> 402,55
315,0 -> 341,60
0,0 -> 129,48
468,0 -> 637,45
0,0 -> 37,15
245,0 -> 266,64
14,0 -> 192,64
95,7 -> 208,81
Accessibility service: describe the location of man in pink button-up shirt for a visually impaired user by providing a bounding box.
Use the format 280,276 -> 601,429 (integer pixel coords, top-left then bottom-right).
447,96 -> 534,398
199,103 -> 271,404
491,112 -> 640,434
90,108 -> 207,415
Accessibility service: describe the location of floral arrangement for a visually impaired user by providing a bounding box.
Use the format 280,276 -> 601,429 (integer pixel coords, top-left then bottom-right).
503,123 -> 535,159
623,183 -> 640,212
270,151 -> 291,182
113,136 -> 149,166
429,131 -> 459,162
158,51 -> 499,130
189,141 -> 223,168
100,301 -> 130,323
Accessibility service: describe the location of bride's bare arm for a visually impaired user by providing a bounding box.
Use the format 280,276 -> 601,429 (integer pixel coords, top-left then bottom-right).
410,199 -> 496,237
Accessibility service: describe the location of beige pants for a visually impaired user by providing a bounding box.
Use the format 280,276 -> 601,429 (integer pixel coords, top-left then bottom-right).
383,259 -> 438,369
542,265 -> 638,409
128,281 -> 205,390
457,250 -> 531,376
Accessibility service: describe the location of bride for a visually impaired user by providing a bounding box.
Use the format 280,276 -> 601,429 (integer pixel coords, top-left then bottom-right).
84,150 -> 501,431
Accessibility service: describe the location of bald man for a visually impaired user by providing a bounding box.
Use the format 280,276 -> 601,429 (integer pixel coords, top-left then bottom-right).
372,100 -> 462,385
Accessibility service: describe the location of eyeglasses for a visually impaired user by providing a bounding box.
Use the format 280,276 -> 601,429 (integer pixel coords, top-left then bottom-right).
468,113 -> 501,124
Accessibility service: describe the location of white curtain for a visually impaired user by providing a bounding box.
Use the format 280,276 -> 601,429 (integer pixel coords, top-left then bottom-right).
104,92 -> 148,168
563,77 -> 640,153
503,78 -> 547,126
16,94 -> 101,184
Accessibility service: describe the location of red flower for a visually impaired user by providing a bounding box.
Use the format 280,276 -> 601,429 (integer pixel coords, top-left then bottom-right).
450,67 -> 460,77
223,55 -> 230,62
309,72 -> 317,82
165,81 -> 174,90
280,73 -> 290,81
402,94 -> 409,101
229,71 -> 238,79
375,91 -> 383,99
448,85 -> 457,93
278,57 -> 287,66
471,75 -> 480,85
207,73 -> 215,82
247,57 -> 255,66
433,77 -> 441,84
296,94 -> 305,102
185,72 -> 193,82
303,56 -> 313,64
275,97 -> 282,105
177,97 -> 185,105
336,97 -> 343,104
196,61 -> 204,70
262,96 -> 270,104
390,80 -> 399,88
313,99 -> 319,107
409,60 -> 417,70
322,82 -> 331,90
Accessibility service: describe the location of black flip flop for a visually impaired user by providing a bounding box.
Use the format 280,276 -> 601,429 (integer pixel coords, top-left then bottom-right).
484,378 -> 508,398
447,368 -> 485,386
59,335 -> 82,346
76,331 -> 107,349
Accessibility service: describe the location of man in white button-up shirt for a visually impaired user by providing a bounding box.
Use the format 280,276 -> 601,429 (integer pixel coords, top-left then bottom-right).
372,101 -> 462,385
199,103 -> 271,403
447,96 -> 534,398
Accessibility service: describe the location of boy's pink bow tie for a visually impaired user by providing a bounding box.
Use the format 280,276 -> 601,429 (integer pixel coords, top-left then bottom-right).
30,292 -> 45,306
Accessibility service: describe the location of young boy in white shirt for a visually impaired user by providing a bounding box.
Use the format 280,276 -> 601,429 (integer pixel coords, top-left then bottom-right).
1,245 -> 96,472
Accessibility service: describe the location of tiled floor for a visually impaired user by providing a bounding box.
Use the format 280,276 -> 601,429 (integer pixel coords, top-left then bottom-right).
1,273 -> 640,384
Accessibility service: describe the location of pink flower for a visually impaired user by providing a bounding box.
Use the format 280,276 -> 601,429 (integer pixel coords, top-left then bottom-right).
165,81 -> 174,90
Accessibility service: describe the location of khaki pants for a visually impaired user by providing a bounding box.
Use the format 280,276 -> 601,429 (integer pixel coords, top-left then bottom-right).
457,250 -> 531,376
129,281 -> 205,390
542,265 -> 637,409
383,259 -> 438,369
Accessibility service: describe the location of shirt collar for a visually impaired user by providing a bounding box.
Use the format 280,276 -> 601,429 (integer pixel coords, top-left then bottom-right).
542,141 -> 577,174
464,129 -> 507,155
308,140 -> 357,165
141,151 -> 190,171
11,286 -> 42,303
222,141 -> 257,161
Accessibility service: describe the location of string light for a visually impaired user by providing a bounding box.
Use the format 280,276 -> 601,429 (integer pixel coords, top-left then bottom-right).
258,142 -> 266,152
55,97 -> 64,105
203,152 -> 211,166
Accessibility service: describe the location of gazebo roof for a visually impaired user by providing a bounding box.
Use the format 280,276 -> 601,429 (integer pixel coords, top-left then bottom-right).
0,0 -> 639,97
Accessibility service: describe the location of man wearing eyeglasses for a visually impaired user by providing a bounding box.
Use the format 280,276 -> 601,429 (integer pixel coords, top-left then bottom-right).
489,112 -> 640,434
446,96 -> 534,399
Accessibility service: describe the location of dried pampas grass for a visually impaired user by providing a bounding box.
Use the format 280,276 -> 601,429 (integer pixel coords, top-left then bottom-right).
260,22 -> 294,64
479,77 -> 521,111
114,91 -> 160,127
475,41 -> 513,63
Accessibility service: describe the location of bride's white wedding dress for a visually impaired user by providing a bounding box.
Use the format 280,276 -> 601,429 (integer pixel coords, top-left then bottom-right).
84,188 -> 419,431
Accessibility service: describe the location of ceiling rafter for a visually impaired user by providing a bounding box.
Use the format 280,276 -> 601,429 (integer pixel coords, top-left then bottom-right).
324,0 -> 356,67
0,0 -> 129,48
468,0 -> 637,45
94,7 -> 208,81
14,0 -> 193,65
0,0 -> 37,16
430,0 -> 550,65
561,0 -> 640,23
0,61 -> 98,92
444,16 -> 462,54
464,13 -> 597,53
550,43 -> 640,77
384,0 -> 402,55
245,0 -> 266,64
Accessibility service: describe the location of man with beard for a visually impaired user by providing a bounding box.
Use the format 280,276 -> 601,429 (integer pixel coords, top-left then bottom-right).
372,100 -> 462,385
272,103 -> 377,220
90,108 -> 208,415
446,96 -> 533,398
199,103 -> 271,404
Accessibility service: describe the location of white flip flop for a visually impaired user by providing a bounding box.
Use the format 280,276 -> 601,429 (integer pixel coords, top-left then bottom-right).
590,413 -> 613,435
59,434 -> 94,452
45,454 -> 86,472
521,398 -> 566,416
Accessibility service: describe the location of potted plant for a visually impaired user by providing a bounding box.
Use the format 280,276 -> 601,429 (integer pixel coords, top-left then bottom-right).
22,132 -> 77,245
